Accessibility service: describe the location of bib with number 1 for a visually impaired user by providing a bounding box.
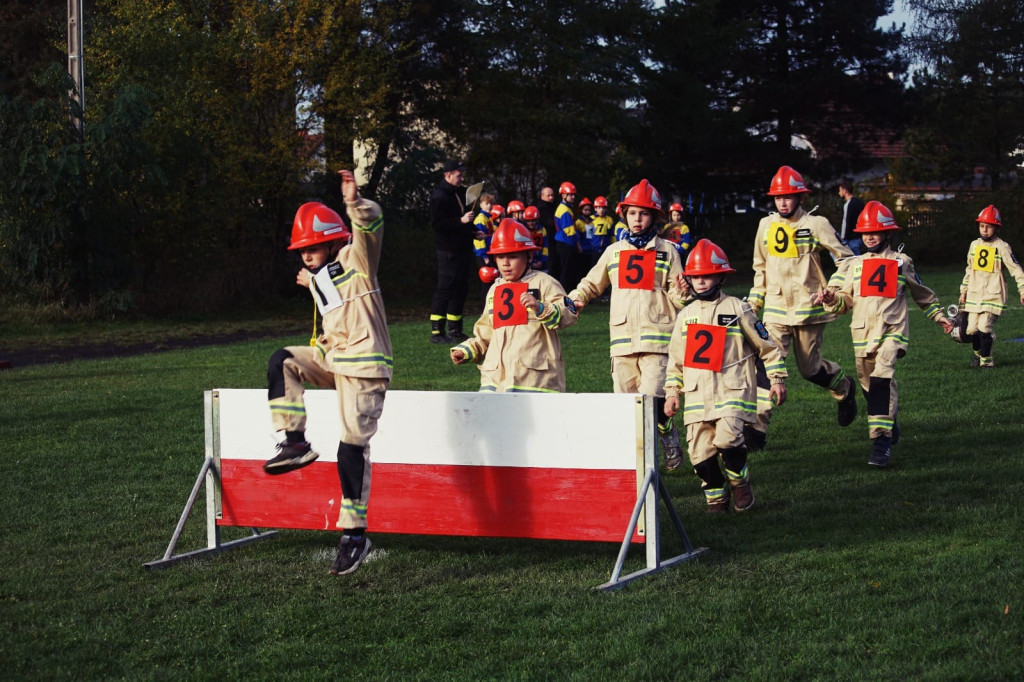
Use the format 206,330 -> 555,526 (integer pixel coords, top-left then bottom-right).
618,249 -> 656,289
683,324 -> 727,372
493,282 -> 528,328
767,222 -> 799,258
859,258 -> 898,298
972,245 -> 997,273
311,262 -> 346,315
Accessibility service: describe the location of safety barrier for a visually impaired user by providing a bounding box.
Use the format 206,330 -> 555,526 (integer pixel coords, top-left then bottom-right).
146,389 -> 707,590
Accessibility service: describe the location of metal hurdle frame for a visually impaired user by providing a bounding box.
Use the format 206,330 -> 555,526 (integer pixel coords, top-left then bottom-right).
146,391 -> 708,588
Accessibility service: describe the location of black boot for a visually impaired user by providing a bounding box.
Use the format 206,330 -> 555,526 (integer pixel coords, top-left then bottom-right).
869,435 -> 892,468
429,317 -> 450,344
447,317 -> 469,342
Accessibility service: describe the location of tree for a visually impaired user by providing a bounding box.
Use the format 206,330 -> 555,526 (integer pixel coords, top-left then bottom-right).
902,0 -> 1024,188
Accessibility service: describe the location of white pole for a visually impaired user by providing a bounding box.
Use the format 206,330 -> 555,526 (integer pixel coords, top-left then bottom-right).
67,0 -> 84,133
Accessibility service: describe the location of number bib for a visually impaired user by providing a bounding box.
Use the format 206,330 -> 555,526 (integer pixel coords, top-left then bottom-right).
859,258 -> 898,298
493,282 -> 529,328
768,222 -> 799,258
683,324 -> 727,372
311,262 -> 345,315
973,246 -> 996,273
618,249 -> 657,290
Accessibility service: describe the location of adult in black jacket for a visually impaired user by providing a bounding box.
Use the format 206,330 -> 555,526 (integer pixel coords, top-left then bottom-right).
536,186 -> 558,280
428,161 -> 475,343
838,179 -> 865,256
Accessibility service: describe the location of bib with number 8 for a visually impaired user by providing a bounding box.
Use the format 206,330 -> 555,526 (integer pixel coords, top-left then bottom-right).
972,246 -> 996,273
768,222 -> 799,258
618,249 -> 656,290
683,323 -> 726,372
493,282 -> 528,328
859,258 -> 898,298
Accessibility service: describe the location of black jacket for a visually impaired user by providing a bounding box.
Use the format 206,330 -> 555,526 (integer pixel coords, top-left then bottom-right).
429,180 -> 471,252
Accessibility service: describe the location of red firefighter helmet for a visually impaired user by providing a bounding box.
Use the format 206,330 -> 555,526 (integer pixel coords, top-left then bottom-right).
854,200 -> 901,233
507,200 -> 525,214
976,204 -> 1002,226
579,197 -> 593,207
684,239 -> 735,276
621,179 -> 664,214
559,181 -> 577,195
766,166 -> 812,196
490,204 -> 504,221
523,205 -> 539,220
594,196 -> 609,207
288,202 -> 351,250
488,218 -> 540,254
669,202 -> 684,214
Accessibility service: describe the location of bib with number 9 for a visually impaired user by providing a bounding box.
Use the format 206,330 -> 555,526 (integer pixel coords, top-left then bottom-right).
618,249 -> 656,290
859,259 -> 898,298
768,222 -> 798,258
493,282 -> 528,328
972,246 -> 996,273
683,324 -> 726,372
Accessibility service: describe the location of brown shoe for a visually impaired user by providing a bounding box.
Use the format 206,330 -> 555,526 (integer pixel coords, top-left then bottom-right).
707,500 -> 730,514
731,481 -> 755,511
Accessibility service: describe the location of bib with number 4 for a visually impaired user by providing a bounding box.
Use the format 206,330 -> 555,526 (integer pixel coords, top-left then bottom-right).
618,249 -> 656,290
311,262 -> 346,315
859,258 -> 898,298
972,245 -> 997,273
683,324 -> 726,372
493,282 -> 528,328
767,222 -> 799,258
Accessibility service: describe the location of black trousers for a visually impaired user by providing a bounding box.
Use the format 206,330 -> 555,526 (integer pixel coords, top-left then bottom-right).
430,249 -> 471,318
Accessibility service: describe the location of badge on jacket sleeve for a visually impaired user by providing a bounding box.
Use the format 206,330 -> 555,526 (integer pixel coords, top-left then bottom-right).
754,320 -> 770,340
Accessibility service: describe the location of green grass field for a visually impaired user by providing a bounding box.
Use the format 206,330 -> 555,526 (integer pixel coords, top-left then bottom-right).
2,268 -> 1022,679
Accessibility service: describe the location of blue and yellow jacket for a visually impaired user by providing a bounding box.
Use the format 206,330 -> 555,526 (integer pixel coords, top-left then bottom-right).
473,209 -> 494,260
553,202 -> 577,246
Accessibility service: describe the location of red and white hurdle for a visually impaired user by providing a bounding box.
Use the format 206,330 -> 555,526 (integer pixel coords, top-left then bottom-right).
146,389 -> 707,590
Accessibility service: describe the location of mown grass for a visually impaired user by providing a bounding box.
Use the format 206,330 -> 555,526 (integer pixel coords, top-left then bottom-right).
1,268 -> 1022,680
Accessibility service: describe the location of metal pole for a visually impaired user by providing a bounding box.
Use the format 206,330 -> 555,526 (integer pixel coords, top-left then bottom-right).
67,0 -> 84,132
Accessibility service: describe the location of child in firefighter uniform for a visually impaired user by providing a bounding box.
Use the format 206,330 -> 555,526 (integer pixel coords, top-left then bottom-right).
664,240 -> 787,512
451,219 -> 578,391
813,201 -> 953,467
263,170 -> 391,576
747,165 -> 856,451
523,205 -> 549,271
660,202 -> 693,260
957,204 -> 1024,368
568,179 -> 688,470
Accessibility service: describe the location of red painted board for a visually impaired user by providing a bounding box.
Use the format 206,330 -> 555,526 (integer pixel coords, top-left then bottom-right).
219,460 -> 643,544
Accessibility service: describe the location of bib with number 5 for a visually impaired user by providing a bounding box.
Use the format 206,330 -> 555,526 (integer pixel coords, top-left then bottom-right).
683,323 -> 726,372
618,249 -> 656,290
493,282 -> 528,328
859,258 -> 898,298
768,222 -> 799,258
972,245 -> 997,273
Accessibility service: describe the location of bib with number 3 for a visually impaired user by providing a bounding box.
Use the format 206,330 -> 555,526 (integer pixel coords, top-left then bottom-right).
493,282 -> 528,328
311,263 -> 345,315
683,324 -> 726,372
618,249 -> 656,290
768,222 -> 799,258
972,245 -> 997,273
859,258 -> 898,298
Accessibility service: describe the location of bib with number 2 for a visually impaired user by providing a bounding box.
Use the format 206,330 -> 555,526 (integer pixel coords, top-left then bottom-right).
972,246 -> 996,273
859,258 -> 898,298
683,324 -> 726,372
618,249 -> 656,290
493,282 -> 528,328
768,222 -> 799,258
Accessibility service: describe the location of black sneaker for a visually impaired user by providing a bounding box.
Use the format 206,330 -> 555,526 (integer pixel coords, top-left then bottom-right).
837,379 -> 857,427
330,534 -> 372,575
868,437 -> 891,468
263,441 -> 319,474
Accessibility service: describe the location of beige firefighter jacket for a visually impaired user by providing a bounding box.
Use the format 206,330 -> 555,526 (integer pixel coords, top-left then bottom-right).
824,246 -> 943,358
454,270 -> 577,392
664,293 -> 787,425
567,237 -> 686,357
312,197 -> 393,380
749,208 -> 853,326
960,236 -> 1024,316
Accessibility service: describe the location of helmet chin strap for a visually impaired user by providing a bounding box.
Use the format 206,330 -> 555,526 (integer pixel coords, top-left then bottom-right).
864,236 -> 890,253
685,276 -> 725,300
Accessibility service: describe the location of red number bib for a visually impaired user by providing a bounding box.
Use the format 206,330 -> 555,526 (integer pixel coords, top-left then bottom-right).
493,282 -> 528,328
618,250 -> 656,290
859,259 -> 898,299
683,324 -> 726,372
